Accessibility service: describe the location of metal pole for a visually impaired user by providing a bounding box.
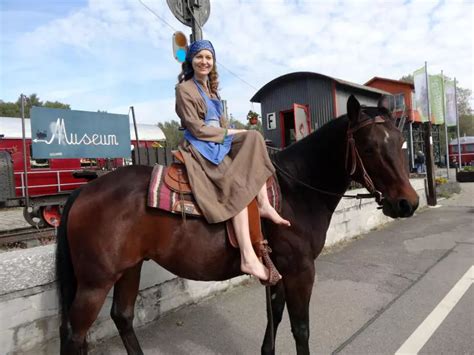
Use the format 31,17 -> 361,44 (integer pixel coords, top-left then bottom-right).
130,106 -> 141,165
441,71 -> 449,179
423,62 -> 437,206
189,0 -> 203,41
20,94 -> 30,207
409,121 -> 414,171
454,78 -> 462,168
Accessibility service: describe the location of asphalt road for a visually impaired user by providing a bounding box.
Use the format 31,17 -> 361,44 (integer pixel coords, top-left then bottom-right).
92,183 -> 473,355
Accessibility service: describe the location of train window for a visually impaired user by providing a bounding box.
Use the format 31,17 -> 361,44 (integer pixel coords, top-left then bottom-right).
29,145 -> 50,169
451,146 -> 459,153
466,144 -> 474,152
80,158 -> 98,167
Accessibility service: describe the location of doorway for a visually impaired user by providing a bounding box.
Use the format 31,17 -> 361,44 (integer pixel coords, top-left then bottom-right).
281,110 -> 295,148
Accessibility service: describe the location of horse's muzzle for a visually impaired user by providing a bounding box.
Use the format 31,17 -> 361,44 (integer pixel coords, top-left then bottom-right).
382,197 -> 418,218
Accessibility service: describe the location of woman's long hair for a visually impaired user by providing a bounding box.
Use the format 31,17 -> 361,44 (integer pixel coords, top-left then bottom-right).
178,61 -> 220,97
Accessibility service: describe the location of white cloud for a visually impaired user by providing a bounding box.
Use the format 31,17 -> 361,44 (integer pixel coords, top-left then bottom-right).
1,0 -> 472,124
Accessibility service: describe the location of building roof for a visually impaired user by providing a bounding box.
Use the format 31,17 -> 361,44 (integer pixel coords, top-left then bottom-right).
449,136 -> 474,145
365,76 -> 415,89
250,71 -> 390,102
0,116 -> 166,141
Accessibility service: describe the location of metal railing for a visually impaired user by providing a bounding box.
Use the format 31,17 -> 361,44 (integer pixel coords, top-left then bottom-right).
14,169 -> 88,197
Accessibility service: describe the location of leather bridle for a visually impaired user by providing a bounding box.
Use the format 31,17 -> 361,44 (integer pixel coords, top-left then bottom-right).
272,111 -> 388,205
345,112 -> 386,205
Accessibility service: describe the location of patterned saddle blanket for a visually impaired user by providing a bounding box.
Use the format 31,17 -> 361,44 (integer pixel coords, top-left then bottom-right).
147,163 -> 281,217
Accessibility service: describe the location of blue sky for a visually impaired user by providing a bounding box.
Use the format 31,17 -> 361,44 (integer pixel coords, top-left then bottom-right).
1,0 -> 472,124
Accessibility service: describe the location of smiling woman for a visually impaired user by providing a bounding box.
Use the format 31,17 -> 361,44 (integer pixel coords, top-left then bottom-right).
175,39 -> 290,284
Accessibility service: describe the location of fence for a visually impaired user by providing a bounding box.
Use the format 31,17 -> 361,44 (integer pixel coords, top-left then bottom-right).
132,147 -> 174,166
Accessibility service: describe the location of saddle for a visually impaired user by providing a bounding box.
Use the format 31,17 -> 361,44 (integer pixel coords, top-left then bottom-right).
158,150 -> 281,286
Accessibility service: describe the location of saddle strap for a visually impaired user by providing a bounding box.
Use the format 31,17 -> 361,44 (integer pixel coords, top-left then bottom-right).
256,240 -> 281,287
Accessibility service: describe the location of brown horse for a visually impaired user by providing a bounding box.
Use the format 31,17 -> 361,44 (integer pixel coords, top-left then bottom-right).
56,95 -> 419,354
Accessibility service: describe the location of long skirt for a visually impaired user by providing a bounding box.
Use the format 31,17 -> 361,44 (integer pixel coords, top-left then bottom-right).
178,130 -> 275,223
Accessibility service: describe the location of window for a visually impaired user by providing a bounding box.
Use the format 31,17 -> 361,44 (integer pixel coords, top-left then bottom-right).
451,145 -> 459,153
386,96 -> 395,111
80,158 -> 98,167
394,93 -> 405,110
465,144 -> 474,153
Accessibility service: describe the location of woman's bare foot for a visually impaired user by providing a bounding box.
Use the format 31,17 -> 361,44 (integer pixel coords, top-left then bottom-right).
259,204 -> 291,227
241,259 -> 270,281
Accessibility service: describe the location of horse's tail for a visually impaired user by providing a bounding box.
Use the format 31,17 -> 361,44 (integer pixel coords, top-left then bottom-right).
56,188 -> 82,322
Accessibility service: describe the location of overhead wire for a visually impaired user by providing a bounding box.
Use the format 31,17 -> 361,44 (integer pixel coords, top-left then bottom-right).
137,0 -> 259,92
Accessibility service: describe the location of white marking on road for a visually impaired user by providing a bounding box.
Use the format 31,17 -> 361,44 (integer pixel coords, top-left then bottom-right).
395,265 -> 473,355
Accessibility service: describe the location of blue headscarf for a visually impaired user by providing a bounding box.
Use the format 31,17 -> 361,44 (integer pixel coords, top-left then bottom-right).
185,40 -> 216,75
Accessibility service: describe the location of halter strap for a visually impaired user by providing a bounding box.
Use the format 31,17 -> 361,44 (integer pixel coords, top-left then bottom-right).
272,111 -> 387,205
345,113 -> 386,204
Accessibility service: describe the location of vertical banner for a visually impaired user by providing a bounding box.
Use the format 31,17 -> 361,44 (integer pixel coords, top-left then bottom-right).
413,67 -> 429,122
428,74 -> 445,124
444,79 -> 457,127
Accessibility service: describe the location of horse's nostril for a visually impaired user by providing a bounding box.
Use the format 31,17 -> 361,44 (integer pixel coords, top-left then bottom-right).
398,199 -> 412,216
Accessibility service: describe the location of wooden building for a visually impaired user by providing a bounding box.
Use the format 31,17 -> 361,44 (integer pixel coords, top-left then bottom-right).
365,76 -> 443,168
250,72 -> 389,148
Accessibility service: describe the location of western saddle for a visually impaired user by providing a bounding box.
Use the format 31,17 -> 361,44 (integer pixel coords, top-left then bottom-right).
164,150 -> 280,286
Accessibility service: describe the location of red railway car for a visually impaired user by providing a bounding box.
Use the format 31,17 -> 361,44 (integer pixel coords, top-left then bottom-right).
0,116 -> 165,227
448,136 -> 474,166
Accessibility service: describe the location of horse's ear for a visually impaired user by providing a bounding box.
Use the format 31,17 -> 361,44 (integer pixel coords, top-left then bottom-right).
347,95 -> 360,124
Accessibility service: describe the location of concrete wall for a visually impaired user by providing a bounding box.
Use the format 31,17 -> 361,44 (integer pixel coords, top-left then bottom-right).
0,178 -> 426,354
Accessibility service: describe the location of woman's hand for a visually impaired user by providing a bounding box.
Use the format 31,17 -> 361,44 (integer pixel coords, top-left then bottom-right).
228,128 -> 247,135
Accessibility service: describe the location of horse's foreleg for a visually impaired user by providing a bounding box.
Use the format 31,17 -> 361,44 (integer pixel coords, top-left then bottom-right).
261,281 -> 286,355
283,265 -> 315,355
65,282 -> 113,355
110,261 -> 144,355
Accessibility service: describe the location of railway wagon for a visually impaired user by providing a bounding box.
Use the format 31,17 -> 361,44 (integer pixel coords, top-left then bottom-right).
448,136 -> 474,166
0,116 -> 166,227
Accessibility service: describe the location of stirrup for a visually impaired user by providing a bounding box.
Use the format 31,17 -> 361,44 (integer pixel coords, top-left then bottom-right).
257,240 -> 281,287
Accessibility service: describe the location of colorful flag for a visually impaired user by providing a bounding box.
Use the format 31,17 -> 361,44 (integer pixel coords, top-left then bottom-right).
444,79 -> 457,127
428,74 -> 445,124
413,67 -> 429,122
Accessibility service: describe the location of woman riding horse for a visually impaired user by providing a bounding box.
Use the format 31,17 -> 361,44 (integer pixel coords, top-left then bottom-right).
175,40 -> 290,284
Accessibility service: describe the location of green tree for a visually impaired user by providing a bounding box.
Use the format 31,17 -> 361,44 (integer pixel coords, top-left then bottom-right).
0,100 -> 20,117
228,116 -> 245,129
44,101 -> 70,110
157,120 -> 184,149
0,94 -> 70,118
399,74 -> 413,84
245,120 -> 263,134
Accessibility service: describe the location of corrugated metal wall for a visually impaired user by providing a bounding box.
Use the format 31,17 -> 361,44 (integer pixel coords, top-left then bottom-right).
335,86 -> 380,116
260,76 -> 334,147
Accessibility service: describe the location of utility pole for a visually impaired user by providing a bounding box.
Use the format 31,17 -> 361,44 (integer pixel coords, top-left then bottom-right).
441,70 -> 449,179
189,0 -> 203,42
423,61 -> 437,206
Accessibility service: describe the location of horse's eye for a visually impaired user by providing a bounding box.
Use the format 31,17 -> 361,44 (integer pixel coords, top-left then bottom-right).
364,147 -> 375,155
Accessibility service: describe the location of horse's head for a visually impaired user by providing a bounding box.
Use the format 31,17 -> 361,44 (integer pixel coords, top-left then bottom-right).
346,95 -> 419,218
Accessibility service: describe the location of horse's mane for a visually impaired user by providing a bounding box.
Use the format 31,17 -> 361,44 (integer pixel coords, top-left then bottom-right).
273,105 -> 388,192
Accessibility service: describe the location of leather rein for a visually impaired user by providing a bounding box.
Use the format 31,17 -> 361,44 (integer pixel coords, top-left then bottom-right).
273,112 -> 386,205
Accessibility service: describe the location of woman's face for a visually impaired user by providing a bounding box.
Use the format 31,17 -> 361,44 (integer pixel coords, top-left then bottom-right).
192,49 -> 214,77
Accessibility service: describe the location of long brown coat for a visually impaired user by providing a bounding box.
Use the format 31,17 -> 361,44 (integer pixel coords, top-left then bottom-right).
176,78 -> 275,223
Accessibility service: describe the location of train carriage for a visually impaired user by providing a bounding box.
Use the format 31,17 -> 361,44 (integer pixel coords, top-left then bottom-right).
448,136 -> 474,166
0,116 -> 166,227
